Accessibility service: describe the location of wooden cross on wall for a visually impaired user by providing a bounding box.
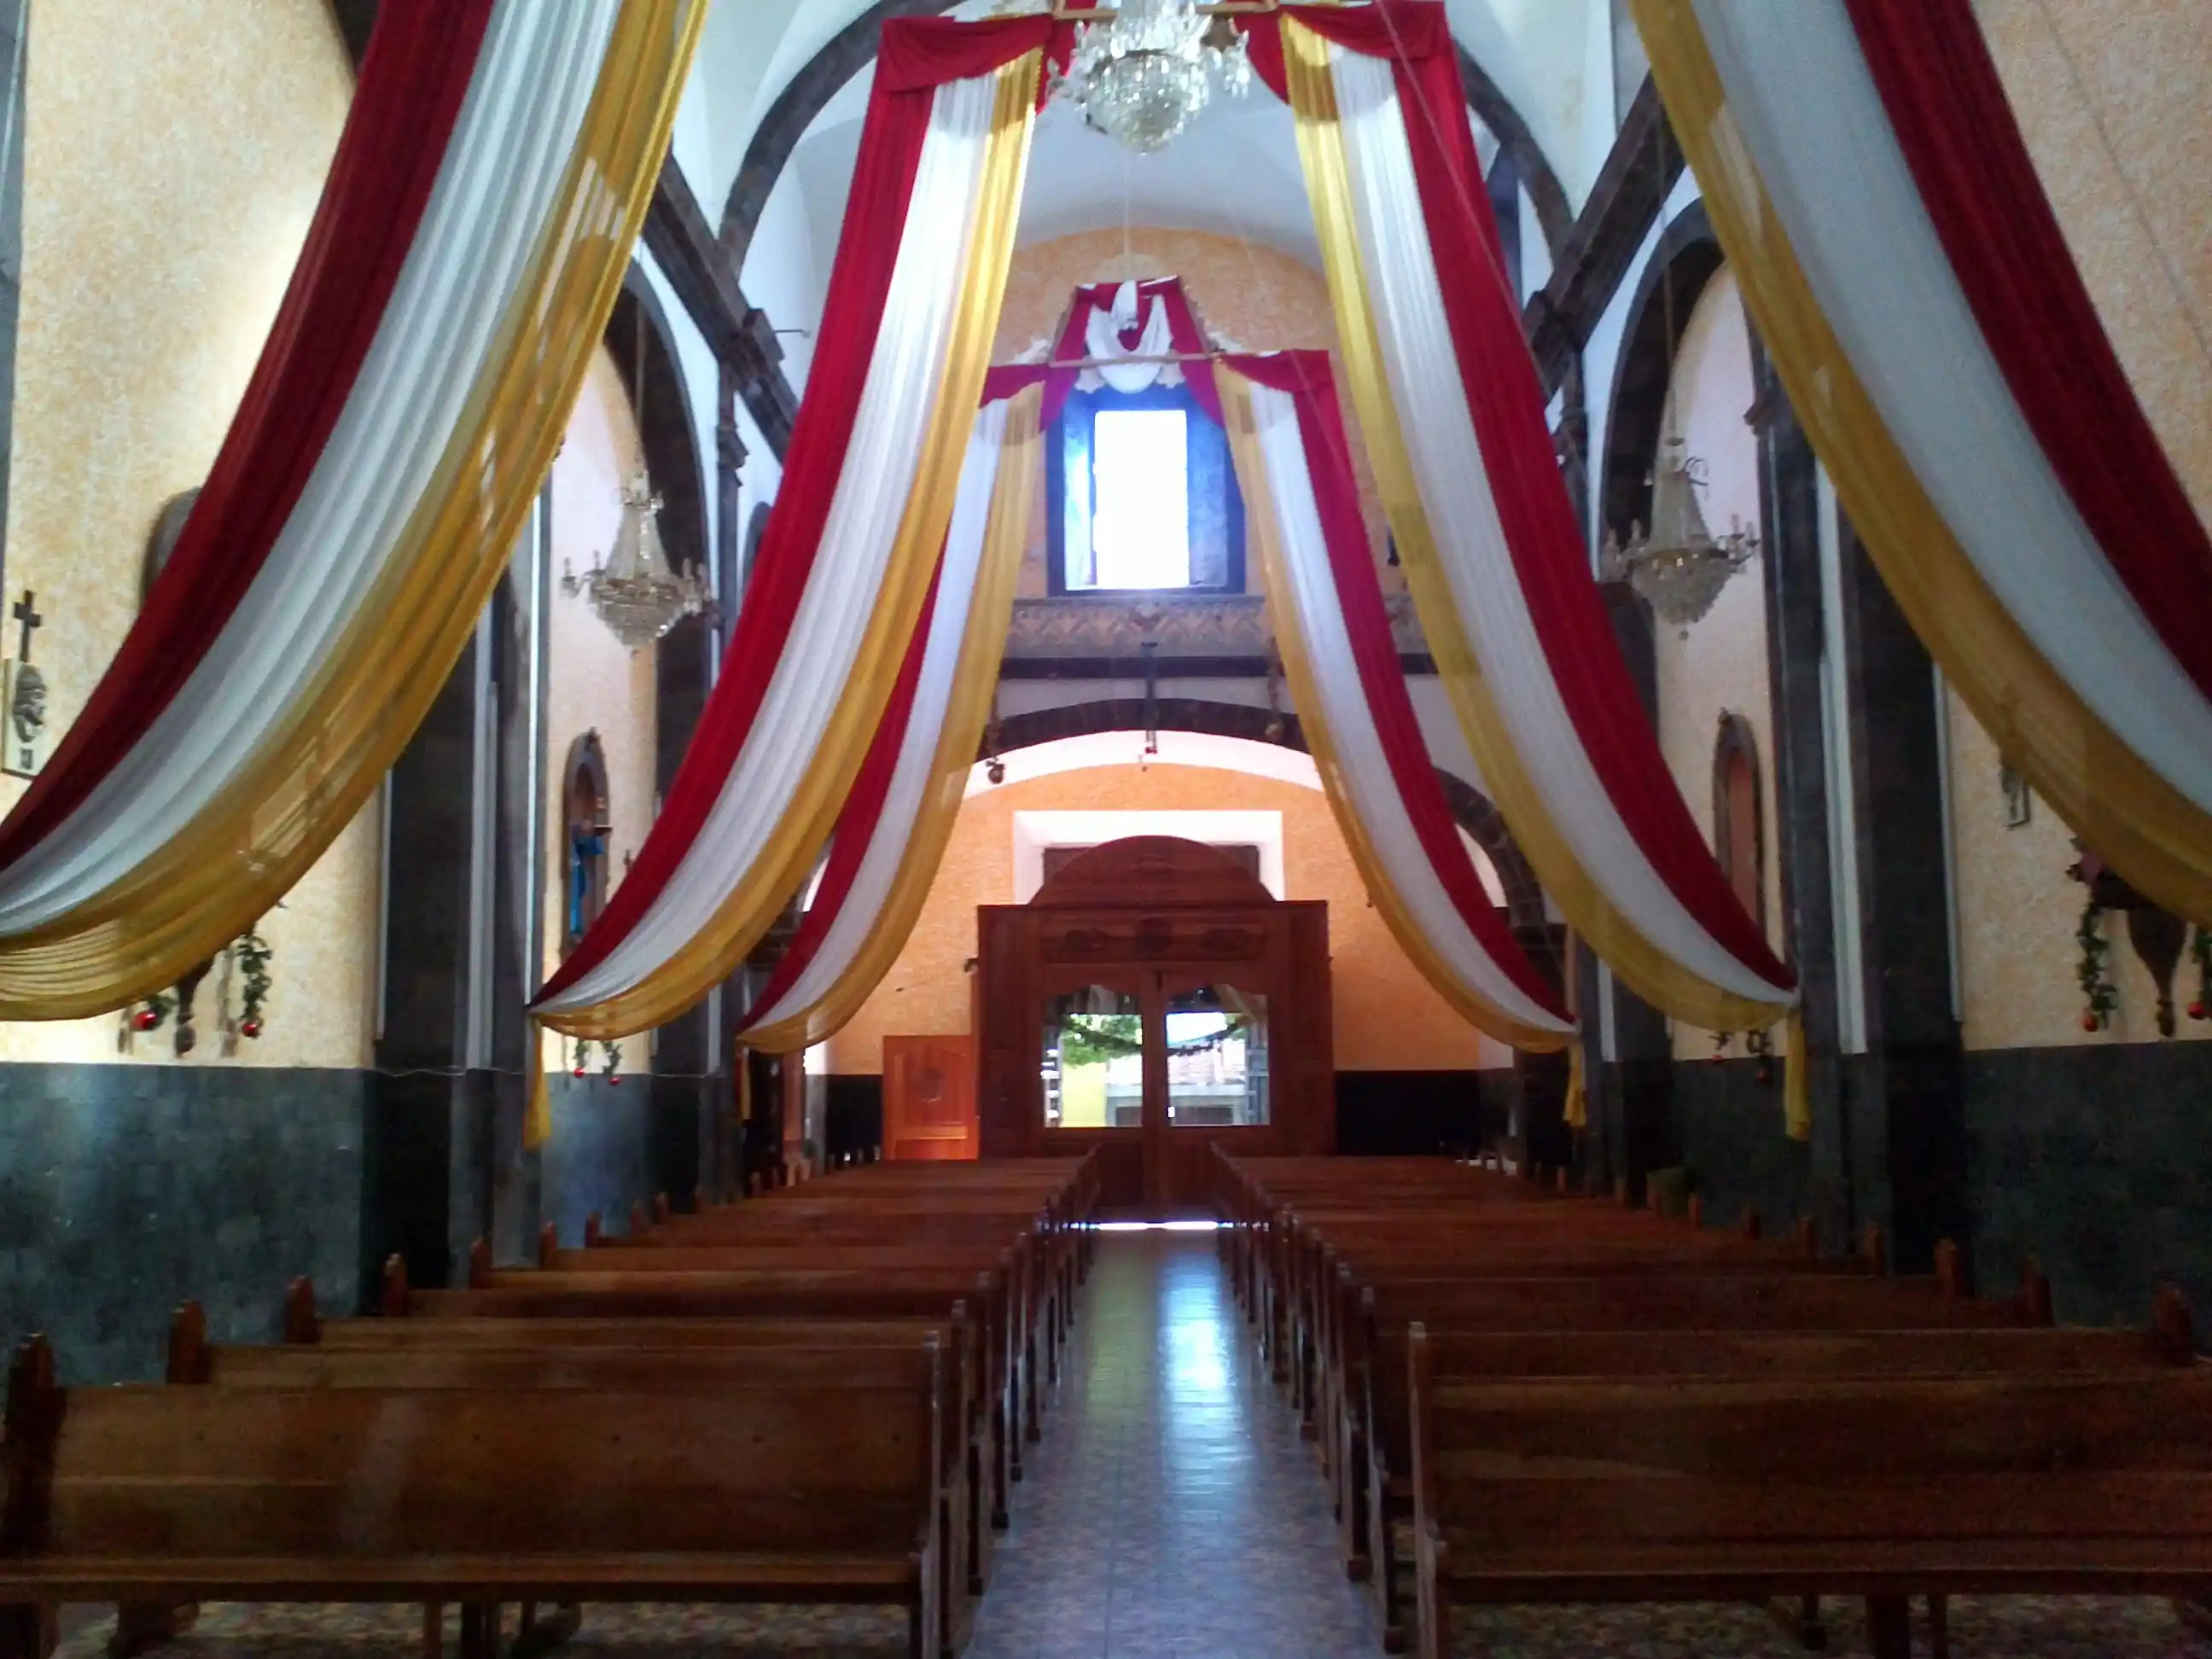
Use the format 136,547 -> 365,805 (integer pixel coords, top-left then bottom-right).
12,590 -> 39,662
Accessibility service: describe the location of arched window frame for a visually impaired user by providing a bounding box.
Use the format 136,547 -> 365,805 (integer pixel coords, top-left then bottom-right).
1711,708 -> 1765,934
1046,379 -> 1245,597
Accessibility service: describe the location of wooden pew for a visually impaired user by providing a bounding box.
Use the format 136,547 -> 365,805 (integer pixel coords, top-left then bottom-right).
166,1302 -> 986,1659
0,1330 -> 946,1659
1405,1327 -> 2212,1659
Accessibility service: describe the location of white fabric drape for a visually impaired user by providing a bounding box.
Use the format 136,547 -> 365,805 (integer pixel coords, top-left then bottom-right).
1324,42 -> 1790,1004
1690,0 -> 2212,816
1244,379 -> 1573,1038
535,67 -> 1010,1017
0,0 -> 617,934
742,401 -> 1010,1033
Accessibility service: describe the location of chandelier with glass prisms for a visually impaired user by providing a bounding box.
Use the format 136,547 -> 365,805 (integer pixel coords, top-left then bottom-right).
562,469 -> 707,651
1052,0 -> 1253,154
1599,428 -> 1758,637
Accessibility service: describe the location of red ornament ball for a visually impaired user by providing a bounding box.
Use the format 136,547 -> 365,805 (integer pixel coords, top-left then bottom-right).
2191,999 -> 2208,1022
240,1017 -> 263,1040
132,1008 -> 159,1031
1708,1051 -> 1726,1066
2081,1012 -> 2100,1032
571,1064 -> 586,1080
609,1074 -> 624,1087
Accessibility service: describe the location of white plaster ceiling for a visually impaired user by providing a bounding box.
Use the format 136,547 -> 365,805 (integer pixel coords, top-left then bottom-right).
762,63 -> 1323,300
680,0 -> 1622,222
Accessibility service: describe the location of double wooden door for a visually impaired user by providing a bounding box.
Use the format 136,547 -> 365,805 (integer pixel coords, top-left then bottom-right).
975,836 -> 1333,1217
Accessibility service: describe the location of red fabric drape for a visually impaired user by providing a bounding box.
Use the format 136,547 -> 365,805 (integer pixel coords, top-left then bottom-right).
1359,9 -> 1791,990
1232,352 -> 1569,1021
540,27 -> 950,1004
1847,0 -> 2212,702
876,14 -> 1056,93
735,562 -> 945,1031
0,0 -> 496,870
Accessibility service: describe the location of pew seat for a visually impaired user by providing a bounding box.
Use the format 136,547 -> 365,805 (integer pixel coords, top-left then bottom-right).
0,1336 -> 945,1659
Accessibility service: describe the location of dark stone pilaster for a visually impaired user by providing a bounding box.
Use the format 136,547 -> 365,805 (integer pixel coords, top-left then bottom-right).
1754,346 -> 1851,1250
1837,519 -> 1967,1274
367,632 -> 493,1298
1595,579 -> 1677,1199
486,571 -> 541,1263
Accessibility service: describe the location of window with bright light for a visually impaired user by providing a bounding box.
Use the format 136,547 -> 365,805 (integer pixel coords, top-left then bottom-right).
1050,382 -> 1243,594
1091,408 -> 1190,589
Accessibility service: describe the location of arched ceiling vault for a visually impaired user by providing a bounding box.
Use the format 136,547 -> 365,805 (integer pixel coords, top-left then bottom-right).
711,0 -> 1575,279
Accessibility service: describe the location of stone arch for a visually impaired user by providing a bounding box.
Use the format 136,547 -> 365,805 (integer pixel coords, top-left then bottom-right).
986,696 -> 1548,931
718,5 -> 1573,271
142,488 -> 199,606
1597,198 -> 1724,550
741,501 -> 772,602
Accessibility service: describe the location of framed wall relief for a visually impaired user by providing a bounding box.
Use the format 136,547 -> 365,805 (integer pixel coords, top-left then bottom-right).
2000,761 -> 2032,829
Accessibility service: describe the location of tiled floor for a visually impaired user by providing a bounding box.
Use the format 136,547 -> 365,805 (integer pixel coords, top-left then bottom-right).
962,1230 -> 1381,1659
46,1230 -> 2212,1657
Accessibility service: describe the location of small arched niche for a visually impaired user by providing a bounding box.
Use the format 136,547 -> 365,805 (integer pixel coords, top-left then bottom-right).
562,731 -> 612,954
1711,709 -> 1764,934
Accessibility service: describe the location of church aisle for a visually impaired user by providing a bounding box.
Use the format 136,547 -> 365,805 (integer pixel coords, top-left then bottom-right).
45,1227 -> 2205,1659
962,1229 -> 1382,1659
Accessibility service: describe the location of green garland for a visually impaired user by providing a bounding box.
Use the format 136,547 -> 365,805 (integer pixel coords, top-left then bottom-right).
2190,926 -> 2210,1022
234,928 -> 272,1035
2075,897 -> 2116,1031
1056,1014 -> 1249,1068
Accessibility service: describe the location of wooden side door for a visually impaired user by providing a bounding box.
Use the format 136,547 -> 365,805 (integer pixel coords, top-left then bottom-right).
882,1034 -> 978,1161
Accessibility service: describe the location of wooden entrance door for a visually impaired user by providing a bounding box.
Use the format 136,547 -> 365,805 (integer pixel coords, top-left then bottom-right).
975,835 -> 1333,1216
882,1034 -> 977,1161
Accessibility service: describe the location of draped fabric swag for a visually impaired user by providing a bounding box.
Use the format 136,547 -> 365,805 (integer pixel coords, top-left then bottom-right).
1218,353 -> 1575,1051
1266,7 -> 1798,1038
545,2 -> 1801,1134
750,342 -> 1575,1058
532,23 -> 1047,1039
0,0 -> 705,1017
736,389 -> 1041,1054
1631,0 -> 2212,926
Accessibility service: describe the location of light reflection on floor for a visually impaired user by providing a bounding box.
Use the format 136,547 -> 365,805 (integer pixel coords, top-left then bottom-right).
963,1229 -> 1382,1659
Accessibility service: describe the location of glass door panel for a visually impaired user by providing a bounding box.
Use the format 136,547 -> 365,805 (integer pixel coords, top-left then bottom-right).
1042,984 -> 1144,1131
1163,982 -> 1268,1128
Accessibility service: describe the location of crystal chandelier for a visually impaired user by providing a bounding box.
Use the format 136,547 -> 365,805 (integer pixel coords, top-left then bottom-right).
1599,424 -> 1758,637
1052,0 -> 1252,154
562,468 -> 707,651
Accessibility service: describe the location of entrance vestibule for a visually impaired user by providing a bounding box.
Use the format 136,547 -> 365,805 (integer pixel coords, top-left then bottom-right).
975,835 -> 1333,1215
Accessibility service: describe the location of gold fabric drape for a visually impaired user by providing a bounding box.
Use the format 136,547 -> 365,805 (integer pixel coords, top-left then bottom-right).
1629,0 -> 2212,928
0,0 -> 707,1017
538,54 -> 1042,1040
1220,368 -> 1569,1052
1280,19 -> 1789,1034
743,387 -> 1043,1053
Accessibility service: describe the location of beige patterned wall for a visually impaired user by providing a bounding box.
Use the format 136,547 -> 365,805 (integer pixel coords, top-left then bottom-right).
1945,3 -> 2212,1051
827,763 -> 1515,1076
0,0 -> 377,1068
1977,0 -> 2209,520
996,229 -> 1396,601
1650,268 -> 1783,1059
1946,688 -> 2208,1052
539,347 -> 658,1077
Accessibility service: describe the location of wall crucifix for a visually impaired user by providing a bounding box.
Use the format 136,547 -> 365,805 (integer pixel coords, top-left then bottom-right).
3,585 -> 49,779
